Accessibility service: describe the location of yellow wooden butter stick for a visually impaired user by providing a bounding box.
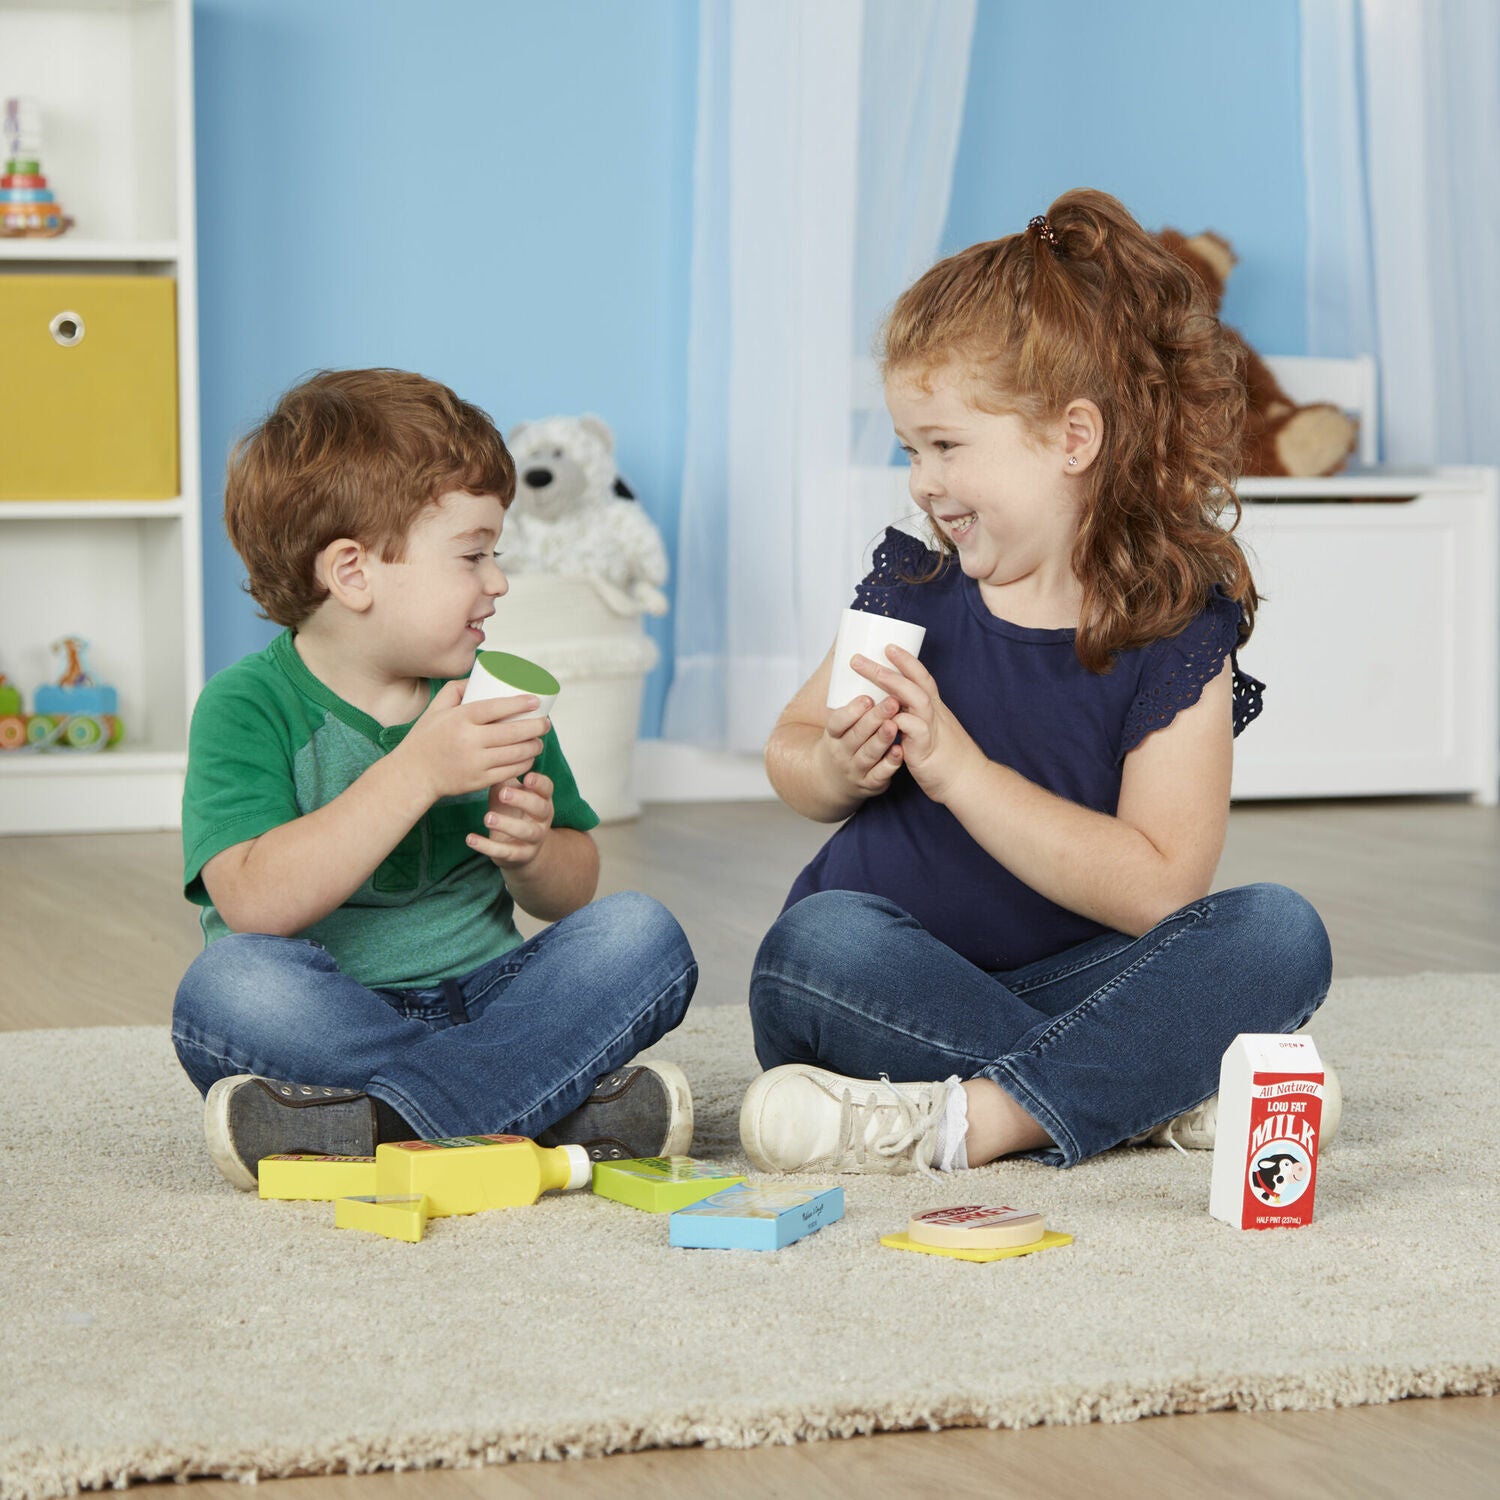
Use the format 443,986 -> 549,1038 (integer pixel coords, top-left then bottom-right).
907,1204 -> 1045,1250
258,1153 -> 377,1201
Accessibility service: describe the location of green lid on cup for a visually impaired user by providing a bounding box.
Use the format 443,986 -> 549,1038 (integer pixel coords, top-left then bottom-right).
475,650 -> 561,697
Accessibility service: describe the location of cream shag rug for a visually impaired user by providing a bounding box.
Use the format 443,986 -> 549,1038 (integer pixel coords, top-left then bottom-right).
2,974 -> 1498,1500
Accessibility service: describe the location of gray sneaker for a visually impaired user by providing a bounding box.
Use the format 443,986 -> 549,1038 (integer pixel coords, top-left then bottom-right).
204,1075 -> 378,1191
538,1062 -> 693,1161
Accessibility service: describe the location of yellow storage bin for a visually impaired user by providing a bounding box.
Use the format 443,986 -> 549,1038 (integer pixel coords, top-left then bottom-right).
0,275 -> 178,500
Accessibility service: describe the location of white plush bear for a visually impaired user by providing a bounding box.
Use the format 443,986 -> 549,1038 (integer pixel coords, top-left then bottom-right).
503,414 -> 669,617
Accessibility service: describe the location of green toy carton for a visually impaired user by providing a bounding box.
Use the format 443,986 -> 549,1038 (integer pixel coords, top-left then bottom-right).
591,1156 -> 745,1214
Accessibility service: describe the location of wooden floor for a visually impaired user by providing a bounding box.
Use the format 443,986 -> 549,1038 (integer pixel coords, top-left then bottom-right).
2,796 -> 1497,1496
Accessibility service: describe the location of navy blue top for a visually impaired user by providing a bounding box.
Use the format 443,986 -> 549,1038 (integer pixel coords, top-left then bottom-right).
785,526 -> 1265,972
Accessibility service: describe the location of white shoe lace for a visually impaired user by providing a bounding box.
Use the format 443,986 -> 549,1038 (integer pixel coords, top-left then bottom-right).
1157,1094 -> 1217,1156
822,1074 -> 944,1179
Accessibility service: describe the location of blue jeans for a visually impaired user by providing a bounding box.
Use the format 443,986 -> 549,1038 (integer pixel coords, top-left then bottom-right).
172,891 -> 697,1140
749,884 -> 1332,1167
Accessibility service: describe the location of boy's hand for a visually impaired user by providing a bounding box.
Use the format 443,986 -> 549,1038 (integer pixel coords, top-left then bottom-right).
399,679 -> 551,803
852,647 -> 984,806
470,772 -> 556,869
819,688 -> 905,800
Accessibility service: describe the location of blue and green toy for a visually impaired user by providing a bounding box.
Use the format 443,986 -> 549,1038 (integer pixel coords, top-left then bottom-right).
0,637 -> 122,751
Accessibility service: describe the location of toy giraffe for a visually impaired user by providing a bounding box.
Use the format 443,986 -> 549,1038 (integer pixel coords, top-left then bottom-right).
52,636 -> 93,687
53,635 -> 93,688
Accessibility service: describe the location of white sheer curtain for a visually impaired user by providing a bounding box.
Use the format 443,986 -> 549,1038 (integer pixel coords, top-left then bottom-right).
1301,0 -> 1500,465
664,0 -> 976,752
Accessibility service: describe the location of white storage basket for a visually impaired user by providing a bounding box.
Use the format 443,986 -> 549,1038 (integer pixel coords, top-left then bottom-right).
483,575 -> 659,822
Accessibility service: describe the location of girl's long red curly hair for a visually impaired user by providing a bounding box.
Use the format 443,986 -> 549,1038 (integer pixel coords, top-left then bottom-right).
881,188 -> 1257,672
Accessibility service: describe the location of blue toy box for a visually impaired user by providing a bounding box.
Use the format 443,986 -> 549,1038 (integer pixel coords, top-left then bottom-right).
668,1183 -> 844,1251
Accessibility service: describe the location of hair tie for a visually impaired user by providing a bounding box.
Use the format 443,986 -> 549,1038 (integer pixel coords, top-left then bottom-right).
1028,214 -> 1065,258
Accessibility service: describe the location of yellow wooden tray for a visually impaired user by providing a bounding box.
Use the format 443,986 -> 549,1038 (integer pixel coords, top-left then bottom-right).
880,1228 -> 1073,1262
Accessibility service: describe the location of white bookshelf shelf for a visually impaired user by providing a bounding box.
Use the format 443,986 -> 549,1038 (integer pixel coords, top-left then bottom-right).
0,498 -> 188,520
0,749 -> 185,776
0,0 -> 201,834
0,238 -> 178,263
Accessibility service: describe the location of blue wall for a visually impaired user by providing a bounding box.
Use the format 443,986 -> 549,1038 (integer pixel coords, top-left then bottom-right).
945,0 -> 1306,355
193,0 -> 698,734
194,0 -> 1305,737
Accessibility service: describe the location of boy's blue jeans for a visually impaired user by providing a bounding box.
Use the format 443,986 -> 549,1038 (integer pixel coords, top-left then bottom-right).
172,891 -> 697,1141
749,884 -> 1332,1167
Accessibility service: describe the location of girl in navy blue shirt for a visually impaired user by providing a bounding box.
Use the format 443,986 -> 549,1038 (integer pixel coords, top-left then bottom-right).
740,190 -> 1336,1176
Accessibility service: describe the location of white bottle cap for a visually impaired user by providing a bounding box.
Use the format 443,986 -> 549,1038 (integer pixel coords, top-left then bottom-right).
560,1144 -> 592,1191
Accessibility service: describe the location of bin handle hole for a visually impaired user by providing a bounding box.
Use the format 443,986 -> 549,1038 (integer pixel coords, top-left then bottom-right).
50,311 -> 84,347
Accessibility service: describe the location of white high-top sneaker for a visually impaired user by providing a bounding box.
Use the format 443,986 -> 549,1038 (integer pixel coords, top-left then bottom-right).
739,1064 -> 950,1175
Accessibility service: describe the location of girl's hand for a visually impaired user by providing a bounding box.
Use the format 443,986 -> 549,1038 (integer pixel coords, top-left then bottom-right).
469,771 -> 556,869
820,690 -> 904,800
852,647 -> 983,805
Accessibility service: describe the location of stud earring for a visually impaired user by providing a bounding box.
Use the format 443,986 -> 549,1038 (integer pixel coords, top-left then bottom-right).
1067,457 -> 1078,466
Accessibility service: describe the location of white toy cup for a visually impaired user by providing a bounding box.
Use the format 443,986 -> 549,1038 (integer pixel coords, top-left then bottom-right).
826,609 -> 926,710
462,650 -> 561,717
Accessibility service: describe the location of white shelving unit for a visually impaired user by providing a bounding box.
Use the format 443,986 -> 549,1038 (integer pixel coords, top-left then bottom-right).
1231,469 -> 1499,805
0,0 -> 201,835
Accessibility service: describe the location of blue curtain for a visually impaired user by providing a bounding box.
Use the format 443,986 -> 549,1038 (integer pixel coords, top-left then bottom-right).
1302,0 -> 1500,465
664,0 -> 976,751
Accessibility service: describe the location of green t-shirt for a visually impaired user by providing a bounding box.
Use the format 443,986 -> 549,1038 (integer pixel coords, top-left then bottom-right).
181,631 -> 598,989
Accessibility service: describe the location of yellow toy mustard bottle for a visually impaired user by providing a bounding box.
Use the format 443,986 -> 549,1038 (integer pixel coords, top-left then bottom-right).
374,1133 -> 591,1219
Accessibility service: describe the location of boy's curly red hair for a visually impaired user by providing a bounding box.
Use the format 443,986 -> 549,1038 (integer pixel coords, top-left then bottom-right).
881,188 -> 1257,671
225,368 -> 516,628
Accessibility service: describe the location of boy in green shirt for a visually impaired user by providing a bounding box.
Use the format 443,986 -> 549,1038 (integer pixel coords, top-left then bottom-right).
174,369 -> 697,1189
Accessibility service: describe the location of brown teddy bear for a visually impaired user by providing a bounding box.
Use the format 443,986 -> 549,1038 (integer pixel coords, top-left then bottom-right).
1158,228 -> 1359,477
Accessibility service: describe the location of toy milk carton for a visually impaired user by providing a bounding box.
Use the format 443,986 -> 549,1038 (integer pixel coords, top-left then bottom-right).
1210,1034 -> 1327,1231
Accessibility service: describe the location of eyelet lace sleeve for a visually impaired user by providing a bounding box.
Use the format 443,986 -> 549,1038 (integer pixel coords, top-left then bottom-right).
1121,588 -> 1265,756
851,525 -> 939,614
